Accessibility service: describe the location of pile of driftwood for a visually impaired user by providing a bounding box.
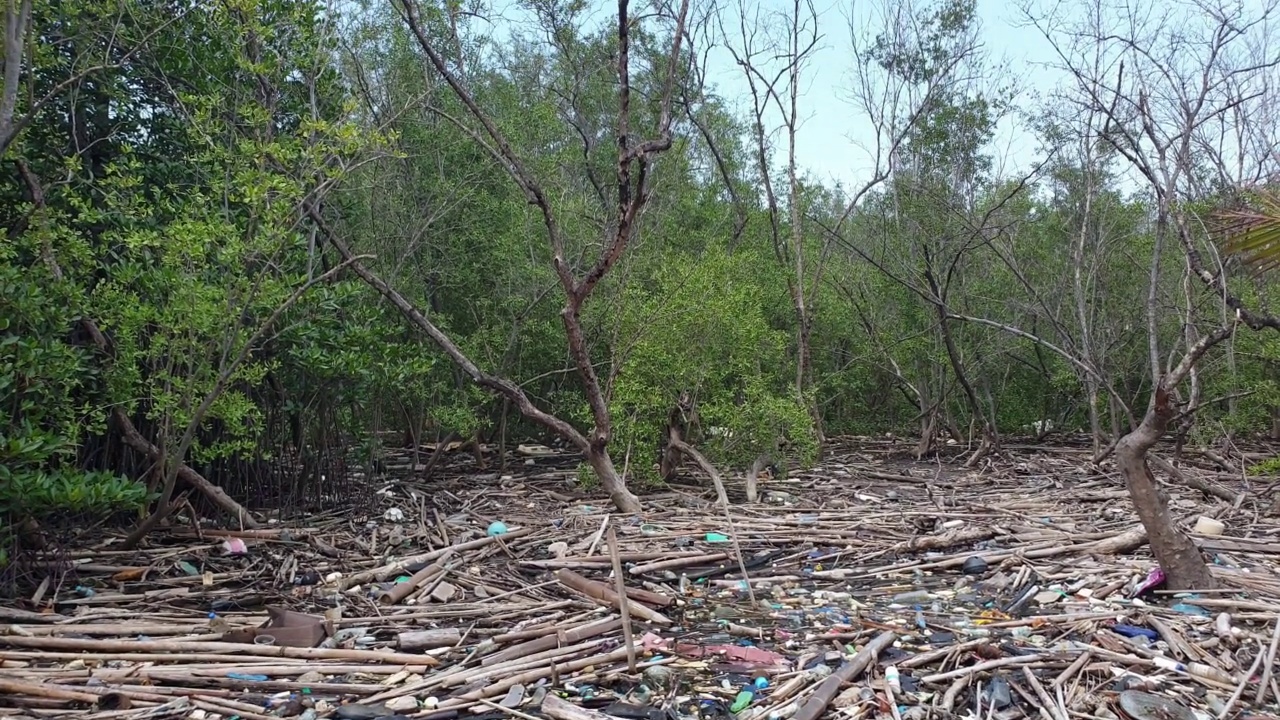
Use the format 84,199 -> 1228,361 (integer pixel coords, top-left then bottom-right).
1,439 -> 1279,720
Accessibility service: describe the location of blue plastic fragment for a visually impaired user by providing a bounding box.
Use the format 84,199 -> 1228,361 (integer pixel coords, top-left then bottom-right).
1111,624 -> 1159,641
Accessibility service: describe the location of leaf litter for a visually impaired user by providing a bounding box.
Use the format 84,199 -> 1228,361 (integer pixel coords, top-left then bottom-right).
3,437 -> 1280,720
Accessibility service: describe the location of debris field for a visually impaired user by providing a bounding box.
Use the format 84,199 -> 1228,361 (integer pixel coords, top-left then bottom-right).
2,437 -> 1280,720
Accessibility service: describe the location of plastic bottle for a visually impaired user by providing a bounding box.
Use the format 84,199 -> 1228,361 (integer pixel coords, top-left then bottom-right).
885,666 -> 901,694
1151,656 -> 1235,685
892,590 -> 931,604
731,689 -> 755,713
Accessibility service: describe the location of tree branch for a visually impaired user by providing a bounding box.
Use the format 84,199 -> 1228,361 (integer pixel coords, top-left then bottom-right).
304,202 -> 592,453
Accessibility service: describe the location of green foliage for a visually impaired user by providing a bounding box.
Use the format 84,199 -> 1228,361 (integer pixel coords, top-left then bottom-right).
2,0 -> 1278,535
575,462 -> 600,490
0,0 -> 383,539
1248,456 -> 1280,476
0,239 -> 149,561
1220,190 -> 1280,274
605,245 -> 817,483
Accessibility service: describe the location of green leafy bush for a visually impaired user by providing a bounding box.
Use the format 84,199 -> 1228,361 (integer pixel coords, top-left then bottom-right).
0,256 -> 149,566
605,245 -> 818,484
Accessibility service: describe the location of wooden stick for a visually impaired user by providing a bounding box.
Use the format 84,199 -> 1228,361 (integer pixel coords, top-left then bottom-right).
542,692 -> 614,720
377,557 -> 448,604
920,655 -> 1051,684
481,618 -> 622,666
436,647 -> 633,711
0,677 -> 101,704
542,691 -> 616,717
554,569 -> 672,625
668,439 -> 757,606
1254,615 -> 1280,705
793,631 -> 896,720
940,675 -> 969,713
338,531 -> 532,590
1021,666 -> 1065,720
606,522 -> 637,673
1218,641 -> 1267,720
0,636 -> 439,666
628,553 -> 730,575
1052,651 -> 1091,688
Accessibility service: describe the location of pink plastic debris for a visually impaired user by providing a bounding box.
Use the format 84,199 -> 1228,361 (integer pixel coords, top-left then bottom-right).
1132,567 -> 1166,597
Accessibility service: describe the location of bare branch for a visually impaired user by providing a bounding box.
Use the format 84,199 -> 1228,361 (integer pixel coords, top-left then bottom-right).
396,0 -> 575,293
0,3 -> 193,154
306,202 -> 593,453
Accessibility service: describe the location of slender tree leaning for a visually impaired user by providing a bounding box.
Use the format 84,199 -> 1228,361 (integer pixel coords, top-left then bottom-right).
1025,0 -> 1280,589
313,0 -> 692,512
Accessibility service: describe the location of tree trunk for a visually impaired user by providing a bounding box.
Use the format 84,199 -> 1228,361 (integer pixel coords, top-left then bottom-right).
658,396 -> 690,481
936,311 -> 995,466
112,408 -> 260,532
1085,379 -> 1103,456
1114,383 -> 1216,590
746,454 -> 773,503
587,445 -> 641,512
796,313 -> 823,448
914,406 -> 937,459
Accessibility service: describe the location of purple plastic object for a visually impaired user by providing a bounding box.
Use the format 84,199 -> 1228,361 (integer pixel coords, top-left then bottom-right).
1132,568 -> 1166,598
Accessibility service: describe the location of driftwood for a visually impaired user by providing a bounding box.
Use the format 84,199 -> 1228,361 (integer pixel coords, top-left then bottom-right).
668,438 -> 759,605
4,440 -> 1280,720
1151,454 -> 1242,504
542,693 -> 613,720
794,631 -> 897,720
397,628 -> 462,652
554,569 -> 672,625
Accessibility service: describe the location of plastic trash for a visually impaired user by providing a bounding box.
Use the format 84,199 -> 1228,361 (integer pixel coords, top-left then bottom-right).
643,665 -> 674,689
1169,602 -> 1210,617
487,521 -> 509,536
334,704 -> 392,720
892,590 -> 931,604
498,685 -> 524,708
885,665 -> 901,693
1193,516 -> 1224,536
1150,656 -> 1234,684
1132,568 -> 1165,597
982,676 -> 1011,709
1111,624 -> 1158,642
1118,691 -> 1196,720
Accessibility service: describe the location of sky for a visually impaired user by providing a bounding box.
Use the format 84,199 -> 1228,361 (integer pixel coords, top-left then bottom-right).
694,0 -> 1065,191
476,0 -> 1280,201
483,0 -> 1071,193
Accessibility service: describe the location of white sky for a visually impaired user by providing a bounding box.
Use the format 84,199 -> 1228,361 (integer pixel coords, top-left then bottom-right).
484,0 -> 1069,191
696,0 -> 1064,190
